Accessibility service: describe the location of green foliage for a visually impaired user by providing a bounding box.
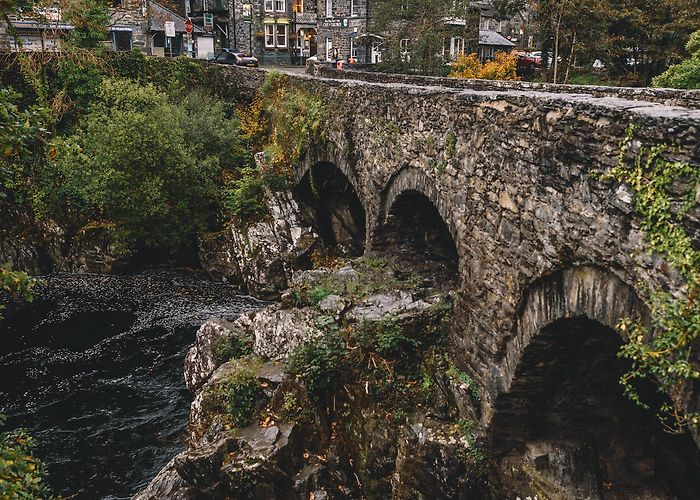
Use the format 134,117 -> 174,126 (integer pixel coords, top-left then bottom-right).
40,78 -> 243,257
602,125 -> 700,432
288,329 -> 348,399
307,286 -> 331,307
0,415 -> 51,499
653,29 -> 700,89
211,330 -> 253,366
355,316 -> 420,357
0,87 -> 47,204
223,167 -> 267,223
64,0 -> 110,48
0,266 -> 38,321
226,369 -> 260,427
446,357 -> 480,403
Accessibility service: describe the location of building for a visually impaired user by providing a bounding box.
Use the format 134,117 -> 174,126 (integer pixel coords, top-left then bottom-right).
187,0 -> 230,52
0,1 -> 213,58
149,1 -> 210,57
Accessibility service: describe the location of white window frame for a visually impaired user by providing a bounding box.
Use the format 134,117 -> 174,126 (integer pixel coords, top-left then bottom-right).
350,0 -> 358,17
265,24 -> 275,47
400,38 -> 411,61
326,0 -> 333,18
265,24 -> 288,48
264,0 -> 273,12
325,37 -> 332,59
350,38 -> 357,59
275,0 -> 285,12
276,24 -> 288,47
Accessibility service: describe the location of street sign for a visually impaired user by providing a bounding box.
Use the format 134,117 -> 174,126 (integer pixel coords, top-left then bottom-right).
203,13 -> 214,29
185,17 -> 193,34
165,21 -> 175,38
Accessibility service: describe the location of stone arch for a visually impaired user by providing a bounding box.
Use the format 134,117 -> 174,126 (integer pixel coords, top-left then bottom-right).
293,161 -> 367,257
489,265 -> 700,498
373,167 -> 459,282
500,265 -> 645,392
379,167 -> 457,242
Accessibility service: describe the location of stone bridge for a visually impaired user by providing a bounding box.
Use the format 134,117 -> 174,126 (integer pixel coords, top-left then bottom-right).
227,66 -> 700,494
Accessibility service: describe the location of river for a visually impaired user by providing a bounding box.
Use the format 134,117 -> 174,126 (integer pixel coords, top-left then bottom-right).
0,270 -> 262,499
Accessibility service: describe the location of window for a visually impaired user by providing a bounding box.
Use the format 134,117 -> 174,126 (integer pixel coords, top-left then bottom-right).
400,38 -> 411,61
293,0 -> 303,13
275,0 -> 285,11
350,38 -> 357,59
452,36 -> 464,58
276,24 -> 287,47
326,0 -> 332,17
265,24 -> 287,48
325,37 -> 332,59
350,0 -> 358,16
265,24 -> 275,47
265,0 -> 273,11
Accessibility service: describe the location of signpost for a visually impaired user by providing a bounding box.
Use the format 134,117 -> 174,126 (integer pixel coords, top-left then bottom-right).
165,21 -> 175,57
185,17 -> 193,34
203,13 -> 214,30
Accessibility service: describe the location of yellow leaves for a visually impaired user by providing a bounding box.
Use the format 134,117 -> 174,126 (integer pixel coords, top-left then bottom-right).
450,52 -> 520,81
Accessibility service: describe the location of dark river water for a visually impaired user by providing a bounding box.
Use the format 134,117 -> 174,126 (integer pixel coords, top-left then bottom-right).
0,270 -> 262,499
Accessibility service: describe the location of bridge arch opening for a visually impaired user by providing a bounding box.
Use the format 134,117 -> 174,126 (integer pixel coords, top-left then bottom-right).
490,268 -> 700,499
375,189 -> 458,284
294,162 -> 366,257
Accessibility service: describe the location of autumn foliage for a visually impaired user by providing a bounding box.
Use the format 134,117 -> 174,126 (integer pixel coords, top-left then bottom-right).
449,52 -> 520,81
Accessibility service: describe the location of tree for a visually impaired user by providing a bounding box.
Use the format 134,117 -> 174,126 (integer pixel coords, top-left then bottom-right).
41,78 -> 247,258
63,0 -> 110,48
652,30 -> 700,89
371,0 -> 479,75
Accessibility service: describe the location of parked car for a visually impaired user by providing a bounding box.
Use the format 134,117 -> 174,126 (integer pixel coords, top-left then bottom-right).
212,49 -> 259,68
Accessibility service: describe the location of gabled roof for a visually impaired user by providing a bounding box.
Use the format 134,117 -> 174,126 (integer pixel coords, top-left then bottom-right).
148,1 -> 204,33
479,30 -> 515,47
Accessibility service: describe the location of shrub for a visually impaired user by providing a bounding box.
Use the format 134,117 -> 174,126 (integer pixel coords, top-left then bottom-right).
450,52 -> 519,81
42,78 -> 244,257
0,415 -> 51,498
211,329 -> 253,365
0,266 -> 38,321
307,286 -> 331,307
227,369 -> 260,427
354,316 -> 420,357
224,167 -> 267,223
288,329 -> 347,398
653,30 -> 700,89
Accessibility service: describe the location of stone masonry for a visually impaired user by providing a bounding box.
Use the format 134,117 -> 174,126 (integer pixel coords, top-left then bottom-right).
215,65 -> 700,441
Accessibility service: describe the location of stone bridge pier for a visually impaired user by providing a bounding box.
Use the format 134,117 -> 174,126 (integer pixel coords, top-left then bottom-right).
284,70 -> 700,497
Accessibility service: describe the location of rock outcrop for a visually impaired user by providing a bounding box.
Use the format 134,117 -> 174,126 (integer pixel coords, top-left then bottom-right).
198,187 -> 320,298
137,258 -> 482,500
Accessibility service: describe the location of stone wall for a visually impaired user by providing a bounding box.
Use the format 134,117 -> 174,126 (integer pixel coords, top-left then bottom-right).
308,62 -> 700,108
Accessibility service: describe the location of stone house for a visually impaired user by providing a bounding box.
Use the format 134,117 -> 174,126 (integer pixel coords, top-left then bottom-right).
226,0 -> 318,65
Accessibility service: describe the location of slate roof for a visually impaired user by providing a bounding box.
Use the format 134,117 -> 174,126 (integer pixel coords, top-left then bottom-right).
479,30 -> 515,47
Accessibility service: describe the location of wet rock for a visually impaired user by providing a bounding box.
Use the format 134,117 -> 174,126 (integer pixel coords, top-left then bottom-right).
132,457 -> 196,500
198,187 -> 320,298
